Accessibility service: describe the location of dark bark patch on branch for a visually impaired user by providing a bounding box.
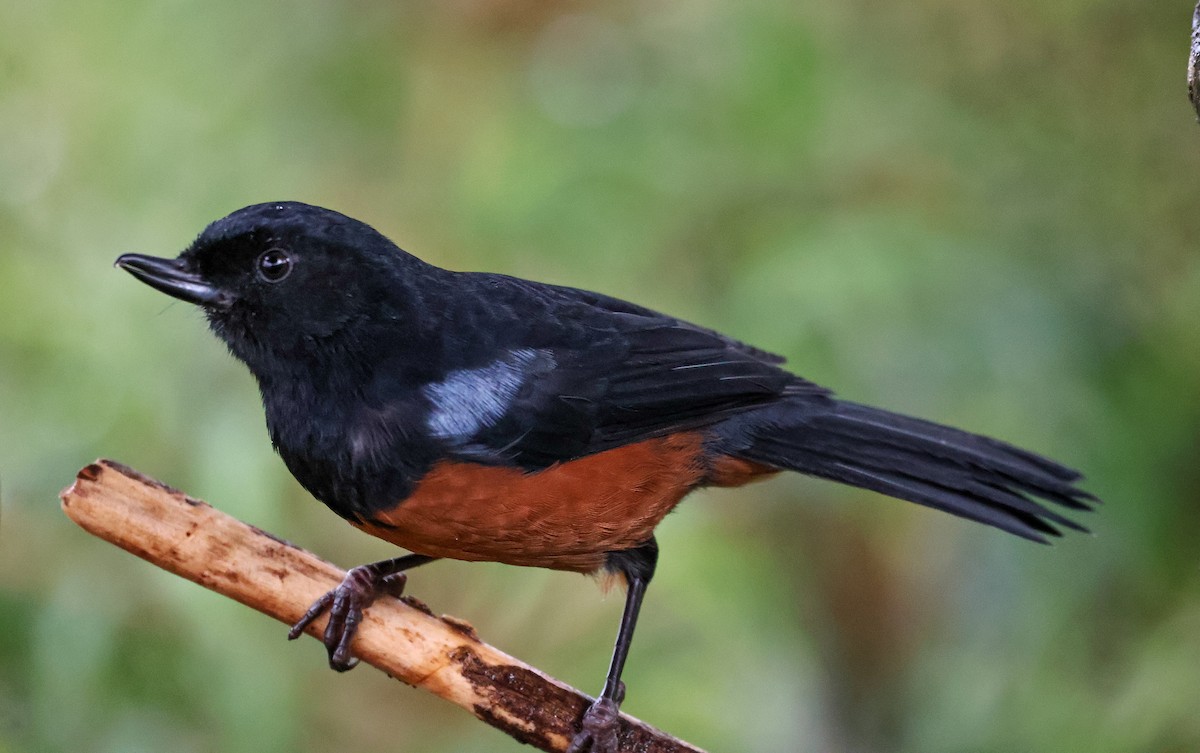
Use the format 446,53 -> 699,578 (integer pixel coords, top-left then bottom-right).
452,644 -> 576,749
441,614 -> 482,642
400,594 -> 435,617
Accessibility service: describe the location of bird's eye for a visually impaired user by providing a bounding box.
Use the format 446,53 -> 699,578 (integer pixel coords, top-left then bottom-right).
256,248 -> 293,283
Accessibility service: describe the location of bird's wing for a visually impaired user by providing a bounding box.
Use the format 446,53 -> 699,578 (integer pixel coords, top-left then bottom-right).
416,278 -> 829,469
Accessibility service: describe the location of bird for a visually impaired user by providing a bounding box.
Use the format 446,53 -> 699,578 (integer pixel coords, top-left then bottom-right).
116,201 -> 1095,753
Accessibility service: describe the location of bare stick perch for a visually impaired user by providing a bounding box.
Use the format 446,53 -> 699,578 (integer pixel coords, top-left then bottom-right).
60,459 -> 704,753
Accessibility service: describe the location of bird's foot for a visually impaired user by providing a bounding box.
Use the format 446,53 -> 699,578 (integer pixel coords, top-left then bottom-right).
567,686 -> 624,753
287,564 -> 409,671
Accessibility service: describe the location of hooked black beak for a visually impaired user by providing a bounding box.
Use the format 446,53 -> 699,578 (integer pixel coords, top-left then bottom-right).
115,254 -> 231,308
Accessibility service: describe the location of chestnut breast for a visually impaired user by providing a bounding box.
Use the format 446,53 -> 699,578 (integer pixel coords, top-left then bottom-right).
353,432 -> 777,573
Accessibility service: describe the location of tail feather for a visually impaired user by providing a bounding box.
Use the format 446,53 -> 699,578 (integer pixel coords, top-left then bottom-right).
732,399 -> 1096,541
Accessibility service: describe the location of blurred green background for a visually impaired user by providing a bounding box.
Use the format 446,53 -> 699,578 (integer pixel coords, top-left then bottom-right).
1,1 -> 1198,751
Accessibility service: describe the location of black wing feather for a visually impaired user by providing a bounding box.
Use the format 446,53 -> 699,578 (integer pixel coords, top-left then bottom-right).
438,276 -> 819,468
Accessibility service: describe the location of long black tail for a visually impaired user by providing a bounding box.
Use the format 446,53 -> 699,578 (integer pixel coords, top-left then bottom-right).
730,399 -> 1097,542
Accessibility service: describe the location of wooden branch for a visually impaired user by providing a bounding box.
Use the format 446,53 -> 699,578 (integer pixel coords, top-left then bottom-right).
60,459 -> 704,753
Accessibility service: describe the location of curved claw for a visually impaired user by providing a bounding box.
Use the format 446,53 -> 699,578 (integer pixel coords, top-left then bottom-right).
288,590 -> 335,640
566,697 -> 622,753
286,566 -> 409,671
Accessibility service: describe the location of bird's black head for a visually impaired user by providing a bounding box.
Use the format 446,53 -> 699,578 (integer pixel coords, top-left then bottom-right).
117,202 -> 435,373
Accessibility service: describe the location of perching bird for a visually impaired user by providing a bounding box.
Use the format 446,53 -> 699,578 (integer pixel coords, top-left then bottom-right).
117,201 -> 1095,753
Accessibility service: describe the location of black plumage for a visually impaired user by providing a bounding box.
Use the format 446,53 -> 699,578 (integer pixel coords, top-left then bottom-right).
116,201 -> 1097,752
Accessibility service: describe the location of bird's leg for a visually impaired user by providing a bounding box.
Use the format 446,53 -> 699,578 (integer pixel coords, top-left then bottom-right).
568,539 -> 658,753
289,553 -> 437,671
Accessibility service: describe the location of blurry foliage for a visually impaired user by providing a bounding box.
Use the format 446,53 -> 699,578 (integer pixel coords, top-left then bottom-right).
1,1 -> 1198,752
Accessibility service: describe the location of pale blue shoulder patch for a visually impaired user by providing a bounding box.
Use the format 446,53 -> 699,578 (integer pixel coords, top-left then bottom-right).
422,349 -> 551,443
